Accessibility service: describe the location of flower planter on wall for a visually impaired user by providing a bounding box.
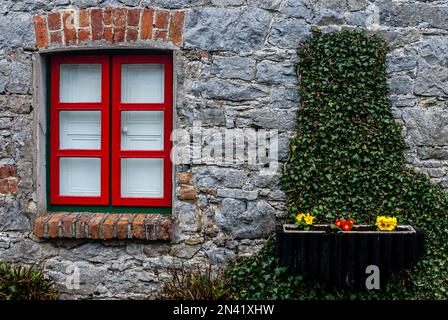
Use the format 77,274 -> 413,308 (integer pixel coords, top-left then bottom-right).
276,224 -> 425,289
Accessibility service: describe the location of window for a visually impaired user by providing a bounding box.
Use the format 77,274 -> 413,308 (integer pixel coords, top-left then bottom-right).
50,54 -> 172,208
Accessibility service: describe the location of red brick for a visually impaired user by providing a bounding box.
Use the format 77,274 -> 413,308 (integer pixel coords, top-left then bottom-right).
78,9 -> 90,27
47,213 -> 65,238
91,8 -> 103,41
88,214 -> 105,239
145,214 -> 159,240
103,7 -> 113,25
126,28 -> 138,42
132,214 -> 147,239
33,15 -> 48,49
33,213 -> 172,240
178,172 -> 191,185
0,180 -> 7,194
8,179 -> 18,194
0,165 -> 17,179
75,213 -> 93,238
112,9 -> 126,43
159,217 -> 173,241
61,213 -> 78,237
179,185 -> 196,200
34,215 -> 50,238
47,12 -> 61,31
116,214 -> 132,239
140,8 -> 153,40
50,31 -> 62,44
102,214 -> 119,239
63,11 -> 76,45
155,10 -> 169,29
127,9 -> 140,26
154,30 -> 167,40
113,8 -> 127,27
169,11 -> 185,46
113,27 -> 125,43
77,28 -> 91,42
103,26 -> 113,43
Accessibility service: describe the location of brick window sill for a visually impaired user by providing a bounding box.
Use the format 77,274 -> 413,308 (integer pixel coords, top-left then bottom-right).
33,213 -> 172,240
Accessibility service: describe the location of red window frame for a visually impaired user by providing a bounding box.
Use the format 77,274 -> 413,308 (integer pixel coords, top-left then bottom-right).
50,54 -> 172,207
111,55 -> 172,207
50,55 -> 110,205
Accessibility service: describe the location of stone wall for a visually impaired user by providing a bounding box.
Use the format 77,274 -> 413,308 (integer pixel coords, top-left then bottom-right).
0,0 -> 447,299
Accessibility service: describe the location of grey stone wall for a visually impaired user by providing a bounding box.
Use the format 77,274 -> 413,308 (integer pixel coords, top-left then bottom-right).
0,0 -> 447,299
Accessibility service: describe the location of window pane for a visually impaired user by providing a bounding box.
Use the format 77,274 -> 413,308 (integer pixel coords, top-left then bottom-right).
60,157 -> 101,196
121,64 -> 164,103
121,111 -> 163,150
60,64 -> 101,103
121,158 -> 163,198
59,111 -> 101,149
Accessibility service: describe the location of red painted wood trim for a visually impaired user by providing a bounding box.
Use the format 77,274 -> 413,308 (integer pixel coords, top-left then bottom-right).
50,55 -> 110,205
111,55 -> 172,207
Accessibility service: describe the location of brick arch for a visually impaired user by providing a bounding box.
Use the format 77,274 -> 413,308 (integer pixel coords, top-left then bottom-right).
33,7 -> 185,50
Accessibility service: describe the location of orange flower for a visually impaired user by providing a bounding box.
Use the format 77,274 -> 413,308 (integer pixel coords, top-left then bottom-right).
335,219 -> 343,228
341,221 -> 352,231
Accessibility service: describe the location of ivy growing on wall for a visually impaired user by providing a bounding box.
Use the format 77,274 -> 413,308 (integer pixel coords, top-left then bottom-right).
226,30 -> 448,299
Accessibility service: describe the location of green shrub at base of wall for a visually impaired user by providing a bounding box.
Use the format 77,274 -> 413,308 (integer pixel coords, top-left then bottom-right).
225,30 -> 448,299
0,261 -> 59,300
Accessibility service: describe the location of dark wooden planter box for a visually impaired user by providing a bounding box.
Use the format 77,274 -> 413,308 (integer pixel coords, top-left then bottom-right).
276,224 -> 425,289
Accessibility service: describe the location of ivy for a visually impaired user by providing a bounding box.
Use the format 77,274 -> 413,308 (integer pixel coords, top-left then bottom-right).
226,30 -> 448,299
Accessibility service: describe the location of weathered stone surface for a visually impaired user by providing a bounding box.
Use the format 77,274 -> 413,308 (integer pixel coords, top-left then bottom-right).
118,0 -> 141,6
55,0 -> 70,5
251,172 -> 279,189
216,199 -> 276,238
5,60 -> 31,94
0,13 -> 34,48
211,56 -> 255,81
268,17 -> 310,49
142,0 -> 201,9
170,243 -> 200,258
204,245 -> 235,263
387,75 -> 413,95
211,0 -> 244,6
271,87 -> 300,109
345,11 -> 368,27
402,108 -> 448,146
71,0 -> 99,8
379,1 -> 448,30
256,60 -> 297,85
192,166 -> 247,188
45,258 -> 110,296
279,0 -> 313,20
313,7 -> 345,25
191,79 -> 269,101
417,147 -> 448,161
184,8 -> 271,51
174,201 -> 200,233
1,236 -> 58,263
217,188 -> 258,200
386,55 -> 417,74
415,37 -> 448,97
389,95 -> 416,108
197,106 -> 226,126
0,198 -> 30,232
0,95 -> 32,113
251,107 -> 297,131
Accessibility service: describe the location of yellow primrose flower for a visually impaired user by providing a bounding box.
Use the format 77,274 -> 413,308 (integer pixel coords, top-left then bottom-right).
295,213 -> 305,223
304,214 -> 314,225
376,216 -> 397,231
